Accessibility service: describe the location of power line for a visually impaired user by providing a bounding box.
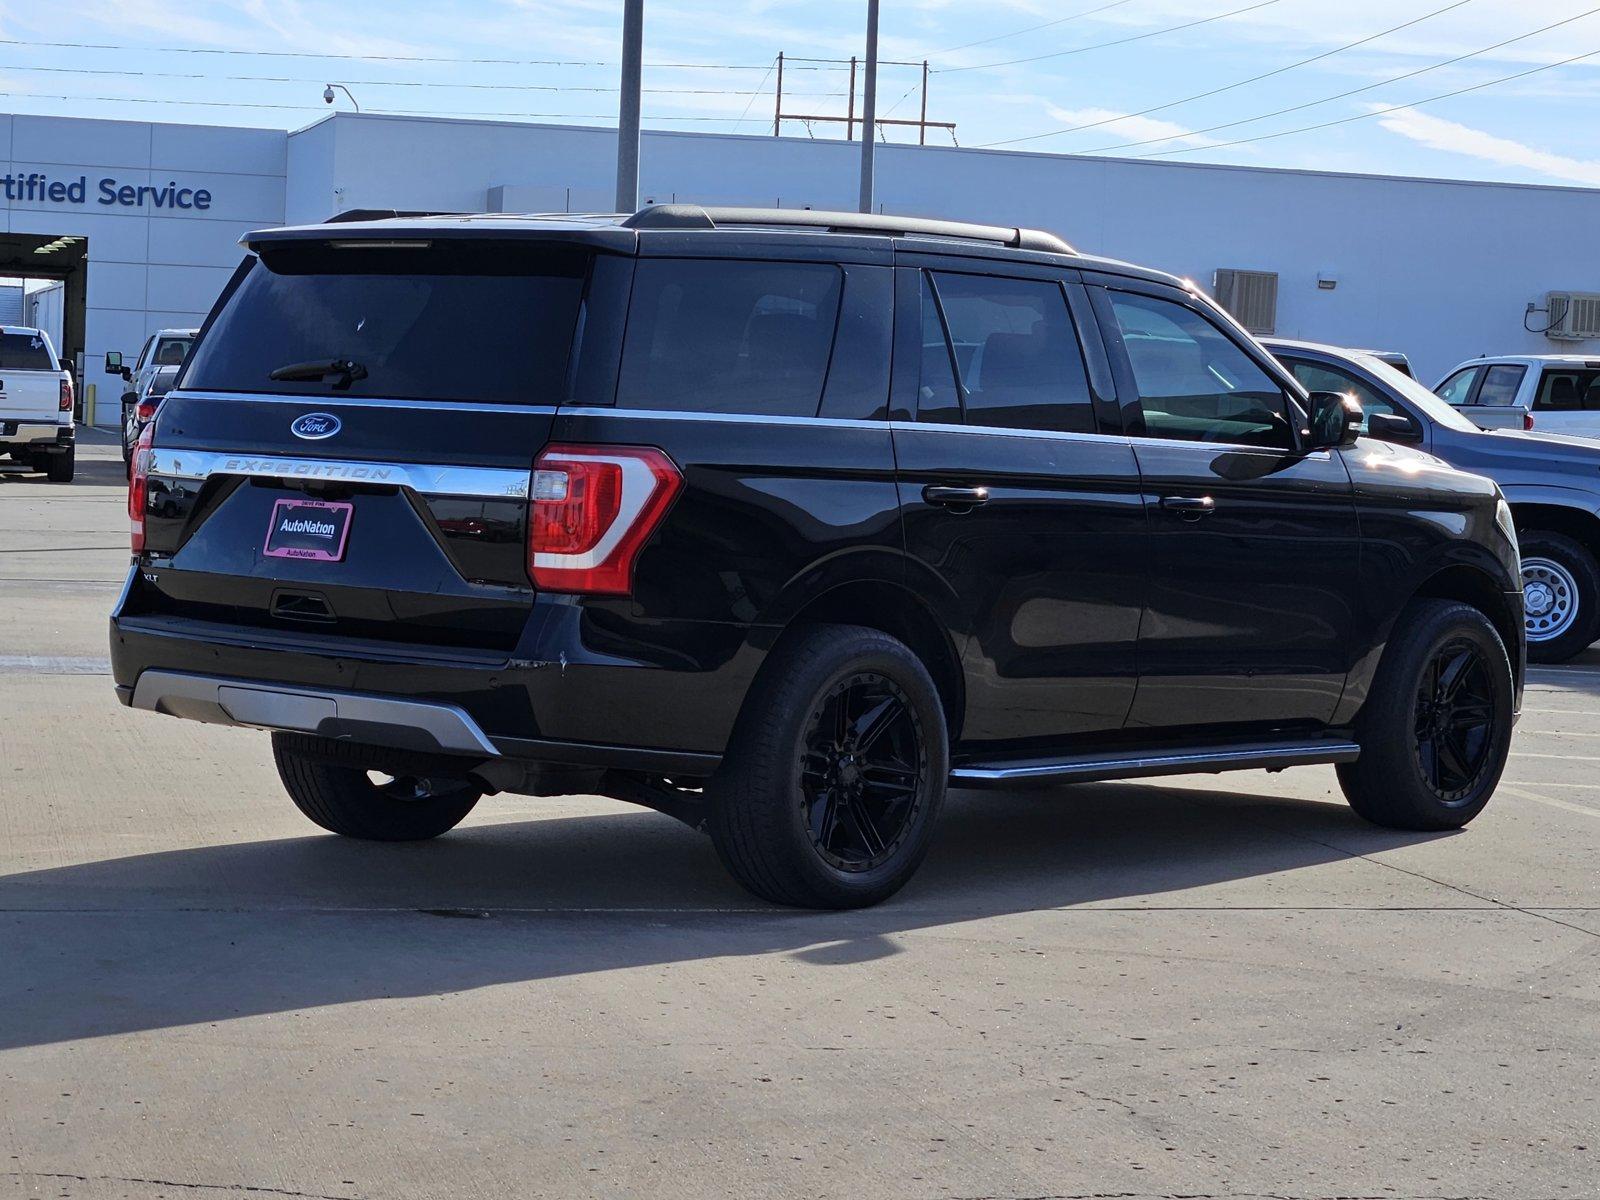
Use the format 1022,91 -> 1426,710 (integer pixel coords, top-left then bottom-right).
1126,44 -> 1600,158
1074,4 -> 1600,155
0,90 -> 770,122
0,35 -> 834,71
733,57 -> 778,131
937,0 -> 1281,74
928,0 -> 1140,56
979,0 -> 1475,148
0,59 -> 841,96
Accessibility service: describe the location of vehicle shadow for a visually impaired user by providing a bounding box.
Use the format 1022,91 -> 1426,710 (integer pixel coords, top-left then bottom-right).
0,780 -> 1453,1052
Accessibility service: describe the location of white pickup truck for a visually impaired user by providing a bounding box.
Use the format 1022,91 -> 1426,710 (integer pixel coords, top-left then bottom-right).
0,325 -> 75,483
1434,354 -> 1600,439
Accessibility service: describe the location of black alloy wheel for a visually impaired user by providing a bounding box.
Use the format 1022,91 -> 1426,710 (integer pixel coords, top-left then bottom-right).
1413,637 -> 1497,804
799,672 -> 926,873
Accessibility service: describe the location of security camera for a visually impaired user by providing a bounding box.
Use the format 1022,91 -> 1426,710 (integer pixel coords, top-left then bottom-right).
324,86 -> 336,104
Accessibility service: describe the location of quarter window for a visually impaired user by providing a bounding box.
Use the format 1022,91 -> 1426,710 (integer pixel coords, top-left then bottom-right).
925,272 -> 1096,435
617,259 -> 843,416
1109,292 -> 1292,448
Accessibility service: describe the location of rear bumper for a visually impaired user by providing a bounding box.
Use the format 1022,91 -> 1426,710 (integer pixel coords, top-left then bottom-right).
1,422 -> 72,448
110,570 -> 757,778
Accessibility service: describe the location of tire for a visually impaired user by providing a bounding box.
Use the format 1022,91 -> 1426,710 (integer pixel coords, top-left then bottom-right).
271,732 -> 482,841
1518,530 -> 1600,664
1337,599 -> 1514,831
46,446 -> 74,484
708,624 -> 949,909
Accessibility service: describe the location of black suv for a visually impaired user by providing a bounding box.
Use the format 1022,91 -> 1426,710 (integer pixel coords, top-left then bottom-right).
113,205 -> 1524,908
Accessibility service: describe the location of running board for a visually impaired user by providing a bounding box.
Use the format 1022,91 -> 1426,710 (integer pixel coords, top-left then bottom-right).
949,739 -> 1361,789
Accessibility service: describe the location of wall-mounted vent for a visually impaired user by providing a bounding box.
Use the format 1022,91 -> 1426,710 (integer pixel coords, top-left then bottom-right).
1213,269 -> 1278,335
1545,291 -> 1600,341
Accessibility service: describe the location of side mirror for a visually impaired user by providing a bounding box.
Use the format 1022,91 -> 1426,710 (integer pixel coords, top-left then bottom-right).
1367,412 -> 1422,442
104,351 -> 123,374
1304,391 -> 1362,450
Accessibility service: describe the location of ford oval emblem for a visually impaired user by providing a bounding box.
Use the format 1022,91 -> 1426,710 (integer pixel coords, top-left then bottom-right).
291,413 -> 341,440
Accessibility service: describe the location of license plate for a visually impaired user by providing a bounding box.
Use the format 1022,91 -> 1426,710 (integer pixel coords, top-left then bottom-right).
264,498 -> 353,562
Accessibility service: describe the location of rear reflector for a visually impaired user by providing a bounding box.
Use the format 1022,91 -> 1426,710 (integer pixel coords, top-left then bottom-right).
129,423 -> 155,553
528,444 -> 682,595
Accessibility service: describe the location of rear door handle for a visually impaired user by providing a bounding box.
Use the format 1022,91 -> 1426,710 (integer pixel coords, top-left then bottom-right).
1159,495 -> 1215,520
923,485 -> 991,509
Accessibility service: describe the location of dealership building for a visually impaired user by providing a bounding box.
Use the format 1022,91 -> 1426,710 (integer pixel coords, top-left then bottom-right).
3,108 -> 1598,424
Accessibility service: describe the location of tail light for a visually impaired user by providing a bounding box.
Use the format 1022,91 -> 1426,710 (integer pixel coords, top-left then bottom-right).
129,423 -> 155,553
136,396 -> 160,423
527,444 -> 682,595
1523,411 -> 1535,431
59,375 -> 73,413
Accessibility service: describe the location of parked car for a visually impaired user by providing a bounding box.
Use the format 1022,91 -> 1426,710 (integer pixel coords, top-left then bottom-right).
107,328 -> 197,445
1434,354 -> 1600,436
1269,337 -> 1600,662
121,365 -> 181,472
0,324 -> 75,482
1364,348 -> 1415,378
113,206 -> 1524,908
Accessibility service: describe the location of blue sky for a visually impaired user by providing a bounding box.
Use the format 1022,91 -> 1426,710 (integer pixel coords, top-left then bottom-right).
2,0 -> 1598,186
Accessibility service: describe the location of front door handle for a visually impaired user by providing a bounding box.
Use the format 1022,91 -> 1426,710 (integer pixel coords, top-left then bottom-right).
1159,495 -> 1216,520
923,485 -> 991,509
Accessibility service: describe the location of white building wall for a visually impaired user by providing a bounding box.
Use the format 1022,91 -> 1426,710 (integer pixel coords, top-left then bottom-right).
1,114 -> 286,421
292,113 -> 1600,383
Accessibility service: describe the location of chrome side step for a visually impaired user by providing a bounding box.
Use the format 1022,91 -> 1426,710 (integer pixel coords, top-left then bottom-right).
949,739 -> 1361,789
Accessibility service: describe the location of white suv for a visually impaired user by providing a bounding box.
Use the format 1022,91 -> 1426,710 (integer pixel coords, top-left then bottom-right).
1434,354 -> 1600,438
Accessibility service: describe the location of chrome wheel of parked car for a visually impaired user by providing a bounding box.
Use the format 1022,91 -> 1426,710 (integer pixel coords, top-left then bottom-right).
799,672 -> 926,873
1522,556 -> 1579,644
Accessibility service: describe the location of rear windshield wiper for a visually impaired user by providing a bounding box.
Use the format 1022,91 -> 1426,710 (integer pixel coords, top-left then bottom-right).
269,359 -> 368,388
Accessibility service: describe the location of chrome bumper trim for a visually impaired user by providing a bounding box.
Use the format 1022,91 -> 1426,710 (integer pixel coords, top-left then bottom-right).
130,669 -> 500,757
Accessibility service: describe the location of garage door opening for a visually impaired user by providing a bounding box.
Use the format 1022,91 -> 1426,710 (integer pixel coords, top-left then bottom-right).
0,233 -> 89,420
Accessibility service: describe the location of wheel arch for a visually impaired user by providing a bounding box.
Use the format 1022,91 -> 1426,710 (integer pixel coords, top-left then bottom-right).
773,579 -> 966,739
1412,564 -> 1523,672
1507,500 -> 1600,562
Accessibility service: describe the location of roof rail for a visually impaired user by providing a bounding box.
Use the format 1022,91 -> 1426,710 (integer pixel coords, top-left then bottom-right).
621,204 -> 1075,255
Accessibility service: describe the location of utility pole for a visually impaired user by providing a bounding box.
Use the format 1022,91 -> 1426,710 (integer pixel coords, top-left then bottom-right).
615,0 -> 644,213
858,0 -> 879,213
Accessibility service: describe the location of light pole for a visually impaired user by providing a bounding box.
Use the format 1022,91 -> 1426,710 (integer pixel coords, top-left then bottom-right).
616,0 -> 644,213
858,0 -> 879,213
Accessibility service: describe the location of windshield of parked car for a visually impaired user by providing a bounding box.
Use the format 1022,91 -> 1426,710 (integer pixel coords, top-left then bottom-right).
1353,352 -> 1482,433
0,331 -> 56,370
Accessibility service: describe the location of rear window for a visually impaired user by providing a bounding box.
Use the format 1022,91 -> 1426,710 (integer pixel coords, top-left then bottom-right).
152,337 -> 193,367
182,240 -> 588,404
617,259 -> 842,416
0,331 -> 56,371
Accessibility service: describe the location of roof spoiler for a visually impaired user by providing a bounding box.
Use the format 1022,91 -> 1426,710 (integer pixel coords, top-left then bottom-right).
621,203 -> 1075,255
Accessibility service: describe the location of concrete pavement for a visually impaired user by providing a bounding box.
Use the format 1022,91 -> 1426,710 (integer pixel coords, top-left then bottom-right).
2,434 -> 1597,1199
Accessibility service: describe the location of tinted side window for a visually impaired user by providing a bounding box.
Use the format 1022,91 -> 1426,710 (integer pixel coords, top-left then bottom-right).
617,259 -> 842,416
1477,364 -> 1526,406
1535,367 -> 1600,411
1109,292 -> 1292,448
1285,358 -> 1402,433
1435,367 -> 1481,407
928,272 -> 1095,434
134,336 -> 155,372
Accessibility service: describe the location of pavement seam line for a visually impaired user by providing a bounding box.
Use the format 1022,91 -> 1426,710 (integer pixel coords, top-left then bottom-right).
4,1171 -> 357,1200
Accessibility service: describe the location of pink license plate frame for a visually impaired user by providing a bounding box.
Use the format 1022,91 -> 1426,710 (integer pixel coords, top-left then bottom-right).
263,498 -> 354,562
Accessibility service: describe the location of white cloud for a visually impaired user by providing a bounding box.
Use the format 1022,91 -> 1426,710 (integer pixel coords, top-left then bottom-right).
1375,106 -> 1600,186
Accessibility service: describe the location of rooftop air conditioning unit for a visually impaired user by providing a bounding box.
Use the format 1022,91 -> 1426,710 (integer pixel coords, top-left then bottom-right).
1213,268 -> 1278,335
1544,291 -> 1600,341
